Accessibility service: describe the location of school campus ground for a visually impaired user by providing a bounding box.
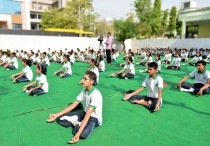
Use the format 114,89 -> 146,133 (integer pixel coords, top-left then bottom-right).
0,54 -> 210,146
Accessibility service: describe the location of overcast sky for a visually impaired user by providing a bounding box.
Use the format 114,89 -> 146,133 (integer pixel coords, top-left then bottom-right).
93,0 -> 210,19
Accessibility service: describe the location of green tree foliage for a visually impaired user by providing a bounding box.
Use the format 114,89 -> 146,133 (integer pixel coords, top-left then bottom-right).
95,19 -> 113,37
168,6 -> 177,35
176,17 -> 182,36
160,9 -> 168,36
151,0 -> 162,36
40,0 -> 98,31
113,17 -> 136,51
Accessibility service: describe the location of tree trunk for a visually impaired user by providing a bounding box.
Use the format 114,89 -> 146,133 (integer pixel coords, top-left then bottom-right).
121,41 -> 126,54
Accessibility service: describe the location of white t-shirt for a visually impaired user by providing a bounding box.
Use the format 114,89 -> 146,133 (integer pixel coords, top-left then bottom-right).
189,69 -> 210,84
0,55 -> 6,62
70,55 -> 75,64
192,56 -> 202,63
165,53 -> 172,62
63,62 -> 72,75
23,66 -> 33,81
43,56 -> 50,66
76,87 -> 103,125
156,60 -> 161,71
173,57 -> 181,67
34,56 -> 41,63
124,63 -> 135,75
144,56 -> 153,63
142,75 -> 163,98
99,60 -> 105,71
90,66 -> 99,83
36,74 -> 49,92
10,57 -> 18,69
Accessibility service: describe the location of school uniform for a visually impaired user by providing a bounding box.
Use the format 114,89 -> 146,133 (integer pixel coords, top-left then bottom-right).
140,56 -> 152,66
118,63 -> 135,79
33,56 -> 41,65
128,75 -> 163,111
155,60 -> 161,73
56,87 -> 103,139
90,66 -> 99,84
70,55 -> 75,64
27,74 -> 48,96
189,56 -> 202,66
162,53 -> 172,64
166,57 -> 181,70
7,57 -> 18,70
99,60 -> 105,72
181,53 -> 188,62
181,69 -> 210,94
16,66 -> 33,83
42,56 -> 50,66
56,62 -> 72,78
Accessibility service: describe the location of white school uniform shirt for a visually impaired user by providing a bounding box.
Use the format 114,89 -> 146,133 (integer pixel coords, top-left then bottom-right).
173,57 -> 181,67
5,57 -> 11,63
99,60 -> 105,71
51,55 -> 57,60
36,74 -> 49,92
76,87 -> 103,125
144,56 -> 153,63
34,56 -> 41,63
1,55 -> 6,62
141,52 -> 146,58
116,52 -> 119,58
124,63 -> 135,75
43,56 -> 50,66
78,55 -> 84,61
90,66 -> 99,83
30,55 -> 35,61
70,55 -> 75,64
142,75 -> 163,98
189,69 -> 210,84
165,53 -> 172,62
63,61 -> 72,75
181,52 -> 188,59
111,54 -> 117,60
156,60 -> 161,71
192,56 -> 202,63
10,57 -> 18,69
23,66 -> 33,81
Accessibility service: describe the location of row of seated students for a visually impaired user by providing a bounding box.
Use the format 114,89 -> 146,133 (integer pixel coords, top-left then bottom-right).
1,48 -> 209,144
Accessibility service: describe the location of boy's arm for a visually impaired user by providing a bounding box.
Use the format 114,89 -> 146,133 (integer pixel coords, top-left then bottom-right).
69,107 -> 94,144
23,80 -> 37,91
197,79 -> 210,96
177,75 -> 190,88
154,88 -> 162,111
47,101 -> 80,122
14,72 -> 24,80
54,67 -> 63,74
123,87 -> 144,100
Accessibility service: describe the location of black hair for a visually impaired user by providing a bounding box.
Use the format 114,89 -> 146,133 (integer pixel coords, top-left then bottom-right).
90,59 -> 97,65
22,59 -> 32,67
85,71 -> 97,86
197,60 -> 206,66
155,54 -> 160,60
148,62 -> 158,69
99,55 -> 104,62
11,52 -> 16,56
37,65 -> 47,75
63,54 -> 70,61
127,56 -> 133,63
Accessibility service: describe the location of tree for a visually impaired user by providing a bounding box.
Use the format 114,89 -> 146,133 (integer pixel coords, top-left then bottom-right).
134,0 -> 153,38
168,6 -> 177,35
176,17 -> 182,36
151,0 -> 162,36
113,18 -> 136,52
160,9 -> 169,36
95,19 -> 113,37
40,0 -> 98,32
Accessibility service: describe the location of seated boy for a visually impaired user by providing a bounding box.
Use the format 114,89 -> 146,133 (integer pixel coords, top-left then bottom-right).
47,71 -> 103,144
177,60 -> 210,95
123,62 -> 163,112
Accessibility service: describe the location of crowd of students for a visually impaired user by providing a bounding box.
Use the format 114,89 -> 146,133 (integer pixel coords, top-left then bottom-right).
0,45 -> 209,144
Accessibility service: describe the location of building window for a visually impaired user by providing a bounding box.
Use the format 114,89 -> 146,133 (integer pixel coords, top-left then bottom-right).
12,24 -> 22,29
38,14 -> 42,19
31,24 -> 39,30
30,13 -> 37,19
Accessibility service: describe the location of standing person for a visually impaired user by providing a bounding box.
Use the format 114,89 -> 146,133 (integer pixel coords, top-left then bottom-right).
98,34 -> 104,49
47,71 -> 103,144
105,32 -> 112,64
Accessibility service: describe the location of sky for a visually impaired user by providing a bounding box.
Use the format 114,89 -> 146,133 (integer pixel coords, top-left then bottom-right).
93,0 -> 210,19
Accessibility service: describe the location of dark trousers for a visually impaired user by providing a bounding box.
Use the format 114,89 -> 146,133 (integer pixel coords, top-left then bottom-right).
128,95 -> 158,112
56,71 -> 71,78
166,66 -> 180,70
118,73 -> 134,79
56,111 -> 99,139
106,49 -> 111,64
181,82 -> 210,94
16,76 -> 30,83
27,85 -> 45,96
7,65 -> 17,70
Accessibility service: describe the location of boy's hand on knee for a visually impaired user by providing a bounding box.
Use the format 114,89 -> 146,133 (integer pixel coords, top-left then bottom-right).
154,104 -> 160,112
69,134 -> 80,144
197,90 -> 203,96
123,94 -> 131,100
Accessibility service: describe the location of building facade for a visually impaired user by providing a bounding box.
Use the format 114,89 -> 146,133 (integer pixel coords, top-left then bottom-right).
0,0 -> 70,30
179,1 -> 210,38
